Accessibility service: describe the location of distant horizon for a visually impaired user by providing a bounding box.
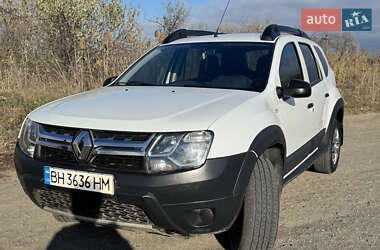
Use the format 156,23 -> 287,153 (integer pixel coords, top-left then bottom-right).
127,0 -> 379,54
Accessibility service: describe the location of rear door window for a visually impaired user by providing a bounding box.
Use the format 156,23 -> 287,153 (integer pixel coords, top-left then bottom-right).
299,43 -> 321,85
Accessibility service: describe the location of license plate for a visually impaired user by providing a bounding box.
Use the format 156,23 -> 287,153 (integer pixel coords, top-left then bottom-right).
44,167 -> 114,195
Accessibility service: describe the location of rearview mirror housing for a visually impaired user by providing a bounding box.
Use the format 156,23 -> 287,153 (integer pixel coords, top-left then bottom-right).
103,76 -> 117,87
277,79 -> 311,98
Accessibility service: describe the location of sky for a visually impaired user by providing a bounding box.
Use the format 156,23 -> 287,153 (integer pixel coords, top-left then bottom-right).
127,0 -> 379,54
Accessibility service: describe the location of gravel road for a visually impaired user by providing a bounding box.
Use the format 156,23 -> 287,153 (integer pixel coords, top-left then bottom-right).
0,113 -> 379,250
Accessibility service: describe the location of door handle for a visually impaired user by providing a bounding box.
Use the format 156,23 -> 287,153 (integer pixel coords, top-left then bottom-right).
325,93 -> 330,98
307,103 -> 314,109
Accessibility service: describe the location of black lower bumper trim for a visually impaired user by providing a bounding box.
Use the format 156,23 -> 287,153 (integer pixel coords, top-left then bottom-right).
14,144 -> 248,235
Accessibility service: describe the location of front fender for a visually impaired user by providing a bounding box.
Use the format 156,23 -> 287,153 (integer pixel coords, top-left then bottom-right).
207,93 -> 281,159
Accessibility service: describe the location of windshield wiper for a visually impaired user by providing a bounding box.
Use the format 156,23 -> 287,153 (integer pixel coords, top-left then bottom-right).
182,84 -> 209,88
118,81 -> 159,86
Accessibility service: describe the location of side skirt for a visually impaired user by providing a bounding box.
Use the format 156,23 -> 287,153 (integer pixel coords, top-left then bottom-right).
283,147 -> 322,185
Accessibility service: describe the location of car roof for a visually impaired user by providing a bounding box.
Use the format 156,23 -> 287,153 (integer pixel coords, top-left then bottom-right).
165,33 -> 275,45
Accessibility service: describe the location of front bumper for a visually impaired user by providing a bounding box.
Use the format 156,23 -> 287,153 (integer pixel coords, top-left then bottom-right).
14,144 -> 250,235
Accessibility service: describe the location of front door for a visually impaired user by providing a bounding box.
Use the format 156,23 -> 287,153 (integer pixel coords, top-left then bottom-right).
275,42 -> 317,173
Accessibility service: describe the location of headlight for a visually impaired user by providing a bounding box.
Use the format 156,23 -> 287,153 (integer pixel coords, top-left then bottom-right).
18,118 -> 39,158
146,131 -> 213,173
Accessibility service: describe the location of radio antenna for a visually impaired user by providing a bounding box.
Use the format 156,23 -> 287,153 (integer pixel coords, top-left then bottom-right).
214,0 -> 231,37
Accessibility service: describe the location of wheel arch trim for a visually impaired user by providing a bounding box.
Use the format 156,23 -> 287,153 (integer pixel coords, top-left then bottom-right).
233,125 -> 286,195
321,98 -> 344,150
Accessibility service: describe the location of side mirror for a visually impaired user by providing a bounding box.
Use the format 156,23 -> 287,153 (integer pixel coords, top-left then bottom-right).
103,76 -> 117,87
277,79 -> 311,98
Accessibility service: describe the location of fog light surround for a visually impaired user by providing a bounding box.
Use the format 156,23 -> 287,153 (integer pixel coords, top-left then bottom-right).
185,208 -> 215,228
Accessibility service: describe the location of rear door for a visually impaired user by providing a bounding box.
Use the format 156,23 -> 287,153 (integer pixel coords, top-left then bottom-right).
313,45 -> 332,129
298,43 -> 328,138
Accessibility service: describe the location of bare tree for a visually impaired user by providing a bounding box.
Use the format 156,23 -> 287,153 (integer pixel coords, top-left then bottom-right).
152,0 -> 190,37
311,32 -> 358,55
0,0 -> 143,73
0,0 -> 35,67
219,20 -> 271,34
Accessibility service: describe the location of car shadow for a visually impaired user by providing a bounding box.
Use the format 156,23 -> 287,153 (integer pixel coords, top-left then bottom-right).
47,222 -> 134,250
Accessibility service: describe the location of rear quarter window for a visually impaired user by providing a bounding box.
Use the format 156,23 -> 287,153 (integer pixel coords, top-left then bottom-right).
314,46 -> 329,77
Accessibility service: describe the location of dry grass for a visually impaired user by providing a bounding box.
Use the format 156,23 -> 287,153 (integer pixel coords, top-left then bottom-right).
0,46 -> 148,154
0,49 -> 379,155
329,51 -> 380,113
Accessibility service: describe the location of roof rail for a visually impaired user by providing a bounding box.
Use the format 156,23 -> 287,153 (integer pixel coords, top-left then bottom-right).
162,29 -> 220,44
261,24 -> 310,41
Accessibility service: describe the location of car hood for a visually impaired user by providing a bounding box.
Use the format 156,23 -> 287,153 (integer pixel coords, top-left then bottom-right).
29,86 -> 258,132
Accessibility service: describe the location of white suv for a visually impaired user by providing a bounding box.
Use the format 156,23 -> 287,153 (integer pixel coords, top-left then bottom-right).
15,24 -> 343,250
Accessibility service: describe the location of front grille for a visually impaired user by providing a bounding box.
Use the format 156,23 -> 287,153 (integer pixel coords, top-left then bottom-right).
91,155 -> 145,172
37,146 -> 77,164
35,188 -> 151,225
35,124 -> 154,173
41,124 -> 78,137
92,130 -> 152,142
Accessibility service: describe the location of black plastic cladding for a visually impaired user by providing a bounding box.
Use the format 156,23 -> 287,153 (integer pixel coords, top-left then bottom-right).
233,125 -> 286,195
14,144 -> 247,235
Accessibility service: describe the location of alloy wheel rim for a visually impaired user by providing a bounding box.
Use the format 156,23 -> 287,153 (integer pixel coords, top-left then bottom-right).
331,128 -> 340,165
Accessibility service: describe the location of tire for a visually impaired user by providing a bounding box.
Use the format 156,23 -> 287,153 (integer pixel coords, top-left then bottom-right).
313,118 -> 342,174
215,156 -> 281,250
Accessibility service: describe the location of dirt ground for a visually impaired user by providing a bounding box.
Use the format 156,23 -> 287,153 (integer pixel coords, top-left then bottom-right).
0,113 -> 379,250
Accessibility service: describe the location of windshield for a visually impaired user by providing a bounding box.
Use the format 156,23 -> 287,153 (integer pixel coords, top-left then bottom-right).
115,42 -> 274,92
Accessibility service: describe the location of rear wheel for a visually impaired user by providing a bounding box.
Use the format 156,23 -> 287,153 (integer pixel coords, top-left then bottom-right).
215,155 -> 281,250
314,118 -> 342,174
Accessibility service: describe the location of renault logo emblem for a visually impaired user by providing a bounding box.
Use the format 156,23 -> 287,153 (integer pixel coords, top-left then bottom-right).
72,131 -> 93,161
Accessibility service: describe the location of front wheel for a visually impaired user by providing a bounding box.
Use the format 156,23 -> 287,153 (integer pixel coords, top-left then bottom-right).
215,156 -> 281,250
